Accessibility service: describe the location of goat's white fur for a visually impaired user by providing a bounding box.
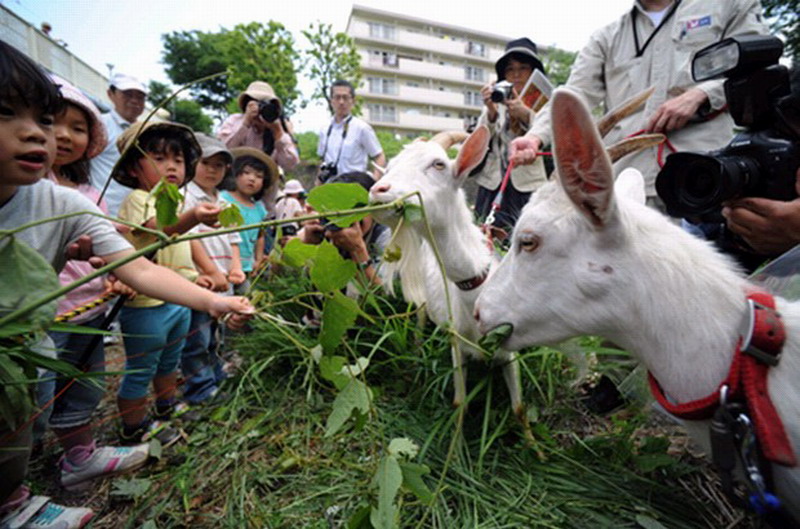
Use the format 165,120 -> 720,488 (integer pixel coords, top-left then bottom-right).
475,88 -> 800,517
371,135 -> 524,416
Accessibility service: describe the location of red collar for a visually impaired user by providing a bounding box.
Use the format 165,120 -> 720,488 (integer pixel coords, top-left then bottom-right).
648,291 -> 796,467
454,265 -> 491,291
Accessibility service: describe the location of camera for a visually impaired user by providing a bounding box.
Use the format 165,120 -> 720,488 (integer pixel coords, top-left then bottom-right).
318,162 -> 338,183
490,81 -> 515,104
258,99 -> 281,122
656,35 -> 800,222
281,224 -> 298,237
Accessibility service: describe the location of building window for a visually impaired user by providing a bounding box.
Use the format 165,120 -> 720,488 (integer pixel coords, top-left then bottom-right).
368,77 -> 397,95
466,41 -> 486,57
465,65 -> 484,82
369,50 -> 398,67
368,22 -> 395,40
464,90 -> 482,107
368,103 -> 397,123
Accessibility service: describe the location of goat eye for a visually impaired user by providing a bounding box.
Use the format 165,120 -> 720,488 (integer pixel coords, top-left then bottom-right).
518,232 -> 540,253
432,160 -> 447,171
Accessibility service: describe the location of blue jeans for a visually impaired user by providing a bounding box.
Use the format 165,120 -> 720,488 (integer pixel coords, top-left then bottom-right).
39,313 -> 107,429
118,303 -> 190,400
181,310 -> 224,404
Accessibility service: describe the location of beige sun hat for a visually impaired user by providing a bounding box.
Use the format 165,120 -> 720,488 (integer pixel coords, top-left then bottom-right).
230,147 -> 279,187
237,81 -> 281,111
112,120 -> 201,188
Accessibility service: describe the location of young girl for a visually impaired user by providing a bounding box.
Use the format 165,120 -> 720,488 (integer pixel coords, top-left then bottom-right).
220,147 -> 277,286
181,133 -> 245,404
41,76 -> 150,492
112,121 -> 231,446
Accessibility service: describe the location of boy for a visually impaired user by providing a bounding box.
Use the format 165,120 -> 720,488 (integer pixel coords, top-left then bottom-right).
0,40 -> 252,528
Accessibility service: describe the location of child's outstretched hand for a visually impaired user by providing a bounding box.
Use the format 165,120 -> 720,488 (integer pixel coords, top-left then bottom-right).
228,268 -> 246,285
193,203 -> 222,227
209,296 -> 255,330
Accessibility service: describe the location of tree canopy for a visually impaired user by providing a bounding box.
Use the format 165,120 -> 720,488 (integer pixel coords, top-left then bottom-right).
301,22 -> 362,113
161,22 -> 299,116
762,0 -> 799,61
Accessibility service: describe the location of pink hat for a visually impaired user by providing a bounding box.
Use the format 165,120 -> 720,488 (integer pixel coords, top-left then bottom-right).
50,74 -> 108,159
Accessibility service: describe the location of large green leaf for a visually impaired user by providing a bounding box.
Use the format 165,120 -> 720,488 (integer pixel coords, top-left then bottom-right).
153,180 -> 182,229
370,454 -> 402,529
0,236 -> 60,331
218,202 -> 244,227
320,291 -> 359,353
311,241 -> 356,293
307,183 -> 369,228
398,461 -> 433,504
325,378 -> 371,437
0,354 -> 33,429
282,238 -> 318,268
319,355 -> 349,390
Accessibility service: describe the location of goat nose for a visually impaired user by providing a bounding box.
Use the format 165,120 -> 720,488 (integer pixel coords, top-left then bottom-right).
372,183 -> 391,194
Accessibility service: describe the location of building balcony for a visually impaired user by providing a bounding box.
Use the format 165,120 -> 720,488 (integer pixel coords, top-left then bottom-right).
350,19 -> 497,64
367,108 -> 468,133
360,52 -> 486,87
358,84 -> 482,112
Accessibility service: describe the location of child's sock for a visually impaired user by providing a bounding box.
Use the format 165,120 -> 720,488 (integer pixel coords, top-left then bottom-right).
154,399 -> 176,420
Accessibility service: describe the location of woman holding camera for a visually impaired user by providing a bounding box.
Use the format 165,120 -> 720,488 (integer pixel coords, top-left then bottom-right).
217,81 -> 299,172
474,38 -> 549,234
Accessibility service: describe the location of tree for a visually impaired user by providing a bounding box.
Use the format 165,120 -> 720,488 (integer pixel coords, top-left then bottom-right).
146,80 -> 213,134
302,22 -> 362,112
762,0 -> 800,61
161,22 -> 299,116
540,47 -> 578,87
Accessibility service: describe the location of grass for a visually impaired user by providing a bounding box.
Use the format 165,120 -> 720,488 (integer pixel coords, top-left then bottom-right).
29,271 -> 752,528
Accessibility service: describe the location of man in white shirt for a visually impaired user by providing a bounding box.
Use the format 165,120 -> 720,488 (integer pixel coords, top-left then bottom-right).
509,0 -> 768,211
89,73 -> 147,216
317,80 -> 385,181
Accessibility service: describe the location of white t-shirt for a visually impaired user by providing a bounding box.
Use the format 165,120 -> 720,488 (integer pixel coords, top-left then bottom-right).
0,179 -> 131,273
317,115 -> 383,174
183,181 -> 242,276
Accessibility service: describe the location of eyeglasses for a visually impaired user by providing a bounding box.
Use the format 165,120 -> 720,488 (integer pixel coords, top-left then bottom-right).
332,94 -> 353,101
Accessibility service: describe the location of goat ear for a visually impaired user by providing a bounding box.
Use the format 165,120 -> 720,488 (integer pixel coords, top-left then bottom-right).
454,125 -> 490,180
615,168 -> 646,205
552,89 -> 616,229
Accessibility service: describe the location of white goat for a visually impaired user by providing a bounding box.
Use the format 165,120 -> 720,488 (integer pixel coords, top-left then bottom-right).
475,88 -> 800,518
369,128 -> 527,420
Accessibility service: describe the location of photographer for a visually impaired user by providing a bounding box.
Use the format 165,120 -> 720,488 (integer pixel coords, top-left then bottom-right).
298,172 -> 390,286
317,80 -> 385,183
509,0 -> 768,212
474,38 -> 548,233
217,81 -> 299,172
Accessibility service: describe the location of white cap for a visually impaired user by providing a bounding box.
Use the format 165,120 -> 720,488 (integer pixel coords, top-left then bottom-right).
284,179 -> 305,194
110,73 -> 147,94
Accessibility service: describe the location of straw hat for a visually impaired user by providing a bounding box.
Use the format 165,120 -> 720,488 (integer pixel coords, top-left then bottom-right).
112,120 -> 201,188
237,81 -> 281,111
230,147 -> 279,187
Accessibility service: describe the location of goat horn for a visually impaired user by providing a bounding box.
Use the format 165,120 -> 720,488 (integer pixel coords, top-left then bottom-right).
430,130 -> 469,150
607,133 -> 665,163
596,86 -> 656,138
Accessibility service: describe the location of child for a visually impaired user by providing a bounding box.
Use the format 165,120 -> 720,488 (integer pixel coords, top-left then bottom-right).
0,40 -> 252,529
274,178 -> 305,236
41,75 -> 150,492
112,121 -> 232,444
220,147 -> 277,289
181,133 -> 245,404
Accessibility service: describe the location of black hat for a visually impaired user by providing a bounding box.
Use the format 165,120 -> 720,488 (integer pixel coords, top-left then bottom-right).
495,38 -> 545,81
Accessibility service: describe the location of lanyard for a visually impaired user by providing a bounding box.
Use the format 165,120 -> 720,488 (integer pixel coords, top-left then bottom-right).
631,0 -> 682,58
321,116 -> 352,171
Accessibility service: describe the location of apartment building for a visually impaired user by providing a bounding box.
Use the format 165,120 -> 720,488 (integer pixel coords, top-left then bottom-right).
346,5 -> 513,136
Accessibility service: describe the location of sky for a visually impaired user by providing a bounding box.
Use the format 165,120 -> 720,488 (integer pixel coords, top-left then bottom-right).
4,0 -> 635,132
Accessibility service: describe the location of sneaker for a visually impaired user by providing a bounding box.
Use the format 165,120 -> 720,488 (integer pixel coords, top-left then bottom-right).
171,402 -> 203,423
1,494 -> 93,529
120,419 -> 182,448
60,442 -> 149,492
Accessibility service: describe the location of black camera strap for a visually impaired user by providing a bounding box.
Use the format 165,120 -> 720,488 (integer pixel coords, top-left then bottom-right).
631,0 -> 682,58
321,116 -> 352,173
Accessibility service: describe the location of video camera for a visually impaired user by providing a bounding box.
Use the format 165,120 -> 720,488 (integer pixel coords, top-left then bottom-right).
656,35 -> 800,222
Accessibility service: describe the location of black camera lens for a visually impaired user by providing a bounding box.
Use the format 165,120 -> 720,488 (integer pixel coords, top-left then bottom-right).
656,152 -> 760,218
259,100 -> 280,122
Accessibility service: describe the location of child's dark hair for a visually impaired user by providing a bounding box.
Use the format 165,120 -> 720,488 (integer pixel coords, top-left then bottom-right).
221,155 -> 269,200
0,39 -> 64,116
118,128 -> 197,187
